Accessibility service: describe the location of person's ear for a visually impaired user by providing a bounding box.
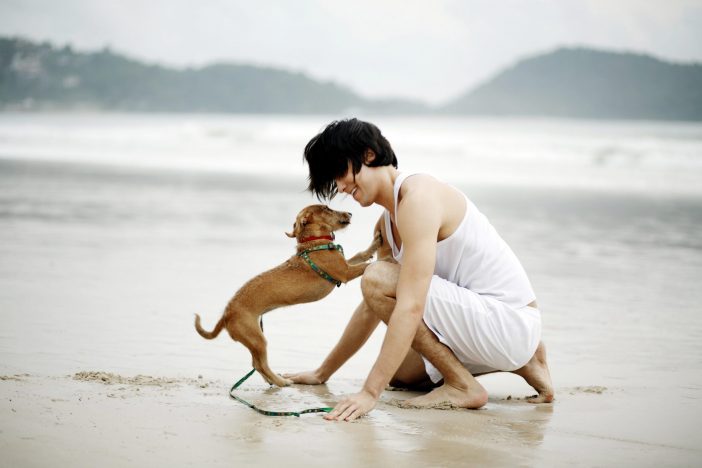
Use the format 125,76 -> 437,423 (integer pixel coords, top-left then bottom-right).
364,149 -> 376,164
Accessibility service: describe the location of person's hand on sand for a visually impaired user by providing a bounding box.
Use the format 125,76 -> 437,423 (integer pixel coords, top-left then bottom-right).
324,390 -> 377,421
281,369 -> 326,385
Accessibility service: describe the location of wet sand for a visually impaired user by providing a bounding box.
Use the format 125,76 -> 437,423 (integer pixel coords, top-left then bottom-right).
2,371 -> 700,467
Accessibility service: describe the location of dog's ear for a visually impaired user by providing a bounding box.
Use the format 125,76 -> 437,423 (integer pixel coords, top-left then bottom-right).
297,213 -> 311,232
285,220 -> 298,238
285,213 -> 309,238
286,210 -> 312,238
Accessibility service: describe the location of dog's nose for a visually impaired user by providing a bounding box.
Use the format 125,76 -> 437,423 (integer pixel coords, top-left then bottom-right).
347,212 -> 352,217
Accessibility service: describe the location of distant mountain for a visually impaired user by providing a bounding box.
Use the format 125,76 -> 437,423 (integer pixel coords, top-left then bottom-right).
0,37 -> 427,114
442,47 -> 702,121
2,38 -> 700,120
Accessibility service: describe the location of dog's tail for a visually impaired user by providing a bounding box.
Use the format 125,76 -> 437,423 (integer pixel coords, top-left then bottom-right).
194,314 -> 225,340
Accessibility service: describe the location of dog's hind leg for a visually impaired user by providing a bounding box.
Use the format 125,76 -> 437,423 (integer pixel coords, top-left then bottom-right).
231,318 -> 293,387
251,344 -> 294,388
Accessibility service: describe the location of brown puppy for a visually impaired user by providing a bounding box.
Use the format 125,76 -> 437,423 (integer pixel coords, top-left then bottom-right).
195,204 -> 380,387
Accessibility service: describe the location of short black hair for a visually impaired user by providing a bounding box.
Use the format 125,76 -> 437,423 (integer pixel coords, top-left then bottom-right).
303,118 -> 398,200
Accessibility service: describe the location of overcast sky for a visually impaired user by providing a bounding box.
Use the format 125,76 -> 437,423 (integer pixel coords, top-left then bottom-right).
2,0 -> 701,104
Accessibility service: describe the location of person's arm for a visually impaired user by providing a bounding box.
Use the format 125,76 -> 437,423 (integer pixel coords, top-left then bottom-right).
284,301 -> 380,384
325,189 -> 441,421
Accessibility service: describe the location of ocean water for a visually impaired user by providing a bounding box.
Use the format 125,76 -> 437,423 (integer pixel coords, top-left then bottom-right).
1,112 -> 701,399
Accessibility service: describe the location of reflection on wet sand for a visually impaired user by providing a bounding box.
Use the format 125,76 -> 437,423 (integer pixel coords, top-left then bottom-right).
230,378 -> 556,465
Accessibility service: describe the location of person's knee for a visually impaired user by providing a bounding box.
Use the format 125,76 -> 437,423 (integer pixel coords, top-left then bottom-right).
361,261 -> 391,302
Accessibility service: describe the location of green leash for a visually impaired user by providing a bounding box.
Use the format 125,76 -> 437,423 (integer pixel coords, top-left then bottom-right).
229,368 -> 333,417
228,316 -> 333,417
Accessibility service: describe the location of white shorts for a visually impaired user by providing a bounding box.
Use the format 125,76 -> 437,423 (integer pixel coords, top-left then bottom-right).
421,275 -> 542,383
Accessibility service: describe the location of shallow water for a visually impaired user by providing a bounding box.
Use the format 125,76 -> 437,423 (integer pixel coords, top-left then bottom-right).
1,114 -> 701,462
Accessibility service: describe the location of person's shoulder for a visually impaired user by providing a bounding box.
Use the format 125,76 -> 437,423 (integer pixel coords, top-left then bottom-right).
401,173 -> 443,193
397,175 -> 444,234
398,174 -> 444,210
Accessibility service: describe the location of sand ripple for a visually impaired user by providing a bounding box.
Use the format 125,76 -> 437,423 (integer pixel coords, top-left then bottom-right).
570,385 -> 607,394
72,371 -> 212,388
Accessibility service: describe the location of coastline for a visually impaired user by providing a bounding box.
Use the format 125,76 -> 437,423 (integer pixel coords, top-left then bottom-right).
2,371 -> 699,467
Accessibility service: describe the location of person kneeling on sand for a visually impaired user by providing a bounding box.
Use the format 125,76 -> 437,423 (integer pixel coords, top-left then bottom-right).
284,118 -> 554,421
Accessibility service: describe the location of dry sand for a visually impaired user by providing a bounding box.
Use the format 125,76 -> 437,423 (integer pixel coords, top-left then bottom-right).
2,371 -> 700,467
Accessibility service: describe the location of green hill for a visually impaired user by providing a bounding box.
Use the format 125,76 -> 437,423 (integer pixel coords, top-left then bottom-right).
0,37 -> 426,114
2,38 -> 700,120
442,47 -> 702,121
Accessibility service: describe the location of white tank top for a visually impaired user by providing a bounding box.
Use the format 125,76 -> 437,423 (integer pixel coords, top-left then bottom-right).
384,173 -> 536,309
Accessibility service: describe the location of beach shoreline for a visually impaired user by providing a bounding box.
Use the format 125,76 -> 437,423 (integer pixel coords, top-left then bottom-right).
2,370 -> 700,467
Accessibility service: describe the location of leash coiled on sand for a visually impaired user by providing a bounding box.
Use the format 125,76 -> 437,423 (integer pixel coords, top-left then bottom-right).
228,317 -> 333,417
229,369 -> 333,417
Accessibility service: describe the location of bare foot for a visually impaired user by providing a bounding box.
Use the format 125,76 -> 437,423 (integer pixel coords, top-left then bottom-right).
401,382 -> 488,409
512,341 -> 554,403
